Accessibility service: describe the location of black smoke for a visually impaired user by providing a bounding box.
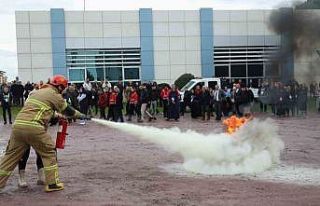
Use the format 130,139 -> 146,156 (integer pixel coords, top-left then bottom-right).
268,2 -> 320,83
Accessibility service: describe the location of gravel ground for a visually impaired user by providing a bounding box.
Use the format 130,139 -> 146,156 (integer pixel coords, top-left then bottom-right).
0,113 -> 320,206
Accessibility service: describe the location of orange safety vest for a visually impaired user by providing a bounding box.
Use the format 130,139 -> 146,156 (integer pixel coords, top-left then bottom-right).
129,91 -> 139,105
109,92 -> 117,105
161,88 -> 170,100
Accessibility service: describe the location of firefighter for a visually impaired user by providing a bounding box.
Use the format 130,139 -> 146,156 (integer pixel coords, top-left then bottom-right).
0,75 -> 84,192
18,147 -> 44,188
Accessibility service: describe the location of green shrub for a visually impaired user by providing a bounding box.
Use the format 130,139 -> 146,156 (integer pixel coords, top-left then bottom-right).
174,73 -> 195,89
158,83 -> 170,89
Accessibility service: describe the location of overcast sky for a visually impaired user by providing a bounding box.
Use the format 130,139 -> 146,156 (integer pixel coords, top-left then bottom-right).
0,0 -> 295,81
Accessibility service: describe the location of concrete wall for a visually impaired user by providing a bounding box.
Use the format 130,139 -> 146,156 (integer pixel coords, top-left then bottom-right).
213,10 -> 280,46
152,10 -> 202,84
16,9 -> 286,84
64,11 -> 140,49
16,11 -> 53,83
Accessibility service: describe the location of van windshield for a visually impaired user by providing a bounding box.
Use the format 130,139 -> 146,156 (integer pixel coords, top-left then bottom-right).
181,80 -> 196,92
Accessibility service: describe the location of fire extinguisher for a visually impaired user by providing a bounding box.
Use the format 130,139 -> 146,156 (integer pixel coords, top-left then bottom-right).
56,118 -> 68,149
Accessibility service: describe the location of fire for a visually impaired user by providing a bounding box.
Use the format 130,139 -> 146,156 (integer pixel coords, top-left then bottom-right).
223,115 -> 252,134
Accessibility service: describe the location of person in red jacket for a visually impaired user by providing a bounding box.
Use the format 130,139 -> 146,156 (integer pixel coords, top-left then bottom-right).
127,87 -> 142,122
107,87 -> 117,121
98,89 -> 108,119
160,86 -> 170,118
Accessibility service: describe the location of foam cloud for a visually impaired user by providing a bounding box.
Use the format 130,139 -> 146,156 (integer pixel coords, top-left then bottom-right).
93,118 -> 284,175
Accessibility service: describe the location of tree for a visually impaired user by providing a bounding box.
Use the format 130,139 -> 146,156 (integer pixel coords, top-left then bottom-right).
174,73 -> 195,89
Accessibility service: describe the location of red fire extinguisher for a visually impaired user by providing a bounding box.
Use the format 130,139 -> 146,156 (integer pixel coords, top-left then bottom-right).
56,118 -> 68,149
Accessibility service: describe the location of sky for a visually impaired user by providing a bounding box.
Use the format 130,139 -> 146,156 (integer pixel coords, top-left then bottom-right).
0,0 -> 295,81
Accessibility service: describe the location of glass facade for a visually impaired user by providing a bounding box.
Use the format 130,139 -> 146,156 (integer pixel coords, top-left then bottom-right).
124,67 -> 140,80
105,67 -> 123,81
214,46 -> 280,87
65,46 -> 279,86
69,69 -> 85,82
66,48 -> 141,83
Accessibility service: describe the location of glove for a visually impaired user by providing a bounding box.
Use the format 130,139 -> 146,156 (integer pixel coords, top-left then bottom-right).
54,112 -> 66,119
49,117 -> 59,126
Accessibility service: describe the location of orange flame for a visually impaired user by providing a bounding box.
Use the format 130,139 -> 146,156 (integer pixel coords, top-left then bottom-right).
223,115 -> 252,134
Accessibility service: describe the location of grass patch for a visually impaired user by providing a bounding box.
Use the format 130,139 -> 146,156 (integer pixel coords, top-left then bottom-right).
0,107 -> 22,119
0,97 -> 318,120
251,97 -> 319,113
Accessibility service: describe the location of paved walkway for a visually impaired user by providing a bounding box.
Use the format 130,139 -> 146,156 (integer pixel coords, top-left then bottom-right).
0,113 -> 319,205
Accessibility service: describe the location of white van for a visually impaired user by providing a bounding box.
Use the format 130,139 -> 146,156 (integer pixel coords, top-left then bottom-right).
179,78 -> 221,101
249,87 -> 259,98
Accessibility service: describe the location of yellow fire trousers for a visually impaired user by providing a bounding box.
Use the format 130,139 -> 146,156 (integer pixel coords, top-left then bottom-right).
0,125 -> 60,188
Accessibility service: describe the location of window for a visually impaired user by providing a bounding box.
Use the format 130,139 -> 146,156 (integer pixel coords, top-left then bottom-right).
215,66 -> 229,77
208,81 -> 218,89
194,82 -> 204,90
248,64 -> 264,77
231,65 -> 246,77
124,67 -> 139,80
265,63 -> 280,77
105,67 -> 122,81
69,69 -> 85,82
181,80 -> 196,92
87,68 -> 104,81
213,45 -> 280,81
66,48 -> 141,82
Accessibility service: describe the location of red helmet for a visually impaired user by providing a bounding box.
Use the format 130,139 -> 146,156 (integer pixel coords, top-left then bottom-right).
50,75 -> 68,89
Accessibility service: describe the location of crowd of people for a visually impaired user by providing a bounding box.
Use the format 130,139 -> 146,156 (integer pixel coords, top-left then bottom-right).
0,78 -> 320,125
0,74 -> 319,194
258,81 -> 314,117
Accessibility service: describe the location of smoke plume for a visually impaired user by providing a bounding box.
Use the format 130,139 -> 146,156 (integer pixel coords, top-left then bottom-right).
268,4 -> 320,83
93,119 -> 284,175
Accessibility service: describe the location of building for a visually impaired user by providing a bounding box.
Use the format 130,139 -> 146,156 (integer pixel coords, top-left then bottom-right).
0,71 -> 7,84
16,8 -> 299,86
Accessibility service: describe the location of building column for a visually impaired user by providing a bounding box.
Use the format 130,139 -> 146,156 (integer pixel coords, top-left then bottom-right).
200,8 -> 214,78
139,8 -> 155,82
50,9 -> 67,77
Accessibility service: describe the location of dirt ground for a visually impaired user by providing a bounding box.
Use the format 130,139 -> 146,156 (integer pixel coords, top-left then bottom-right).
0,113 -> 320,206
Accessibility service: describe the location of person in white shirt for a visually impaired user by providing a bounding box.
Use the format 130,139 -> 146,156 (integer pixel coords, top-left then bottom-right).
102,80 -> 111,92
213,85 -> 224,121
77,87 -> 88,125
83,78 -> 92,92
